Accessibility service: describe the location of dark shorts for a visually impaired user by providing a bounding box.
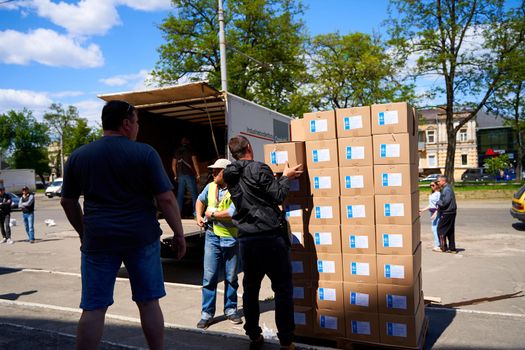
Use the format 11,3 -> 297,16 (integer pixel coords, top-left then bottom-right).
80,240 -> 166,311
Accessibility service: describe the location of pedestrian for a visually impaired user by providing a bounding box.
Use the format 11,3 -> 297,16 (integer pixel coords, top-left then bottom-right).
172,136 -> 201,217
436,175 -> 458,253
0,185 -> 13,244
19,186 -> 35,243
60,100 -> 186,350
223,135 -> 302,350
195,158 -> 242,329
419,181 -> 441,252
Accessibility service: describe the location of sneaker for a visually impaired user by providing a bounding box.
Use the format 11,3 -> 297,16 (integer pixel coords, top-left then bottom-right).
447,250 -> 458,254
29,240 -> 35,244
6,239 -> 13,244
0,238 -> 6,243
249,335 -> 264,350
432,247 -> 441,252
196,318 -> 212,329
226,313 -> 243,324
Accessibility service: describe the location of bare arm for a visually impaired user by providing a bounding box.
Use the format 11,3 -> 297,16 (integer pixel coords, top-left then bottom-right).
60,197 -> 84,240
155,190 -> 186,260
195,199 -> 206,228
192,155 -> 200,181
171,158 -> 178,180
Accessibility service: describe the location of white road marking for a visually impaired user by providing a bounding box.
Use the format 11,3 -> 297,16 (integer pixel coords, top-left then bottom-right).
428,306 -> 525,318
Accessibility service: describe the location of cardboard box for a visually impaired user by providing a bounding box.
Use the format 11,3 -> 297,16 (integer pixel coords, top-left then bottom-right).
289,223 -> 310,252
372,133 -> 418,165
371,102 -> 418,135
293,280 -> 313,307
340,196 -> 375,226
264,142 -> 306,173
284,197 -> 311,226
315,253 -> 343,281
308,168 -> 340,197
335,106 -> 372,138
313,280 -> 344,311
310,197 -> 341,226
308,224 -> 342,254
377,271 -> 422,315
341,225 -> 376,255
337,136 -> 373,167
343,282 -> 378,313
345,311 -> 380,343
379,297 -> 425,347
305,139 -> 339,169
373,164 -> 419,195
291,251 -> 313,281
291,118 -> 306,142
376,219 -> 421,255
281,172 -> 310,199
342,254 -> 377,284
374,193 -> 419,225
339,166 -> 374,197
294,305 -> 314,335
303,110 -> 337,141
376,243 -> 422,286
314,308 -> 346,337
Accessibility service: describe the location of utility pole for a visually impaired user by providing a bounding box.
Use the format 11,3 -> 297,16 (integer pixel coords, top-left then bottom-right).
218,0 -> 228,92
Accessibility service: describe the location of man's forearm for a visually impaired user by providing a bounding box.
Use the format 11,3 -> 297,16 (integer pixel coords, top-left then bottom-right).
60,198 -> 84,238
156,191 -> 184,238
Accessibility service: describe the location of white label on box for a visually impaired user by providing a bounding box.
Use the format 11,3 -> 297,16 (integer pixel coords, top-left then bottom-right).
293,286 -> 305,299
317,260 -> 336,274
289,179 -> 300,192
351,262 -> 370,276
351,320 -> 371,335
313,176 -> 332,189
294,312 -> 306,325
314,232 -> 333,245
387,294 -> 408,310
291,261 -> 304,274
285,204 -> 302,218
380,144 -> 401,158
344,115 -> 363,130
345,146 -> 365,160
310,119 -> 328,133
378,110 -> 399,126
315,206 -> 333,219
312,149 -> 331,163
320,315 -> 338,330
382,173 -> 402,187
382,234 -> 403,248
345,175 -> 364,189
291,231 -> 303,245
387,322 -> 407,338
383,203 -> 405,217
350,235 -> 369,249
384,264 -> 405,279
350,292 -> 370,307
319,287 -> 337,301
270,151 -> 288,165
346,204 -> 366,218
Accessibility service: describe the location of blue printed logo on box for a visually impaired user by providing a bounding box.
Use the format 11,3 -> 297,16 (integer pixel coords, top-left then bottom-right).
285,205 -> 290,217
387,295 -> 393,308
313,150 -> 319,163
347,205 -> 353,218
351,262 -> 357,275
350,235 -> 356,248
271,152 -> 277,164
314,176 -> 320,189
384,203 -> 391,217
383,234 -> 389,247
346,146 -> 352,160
319,288 -> 325,300
379,112 -> 385,126
382,173 -> 389,186
320,315 -> 326,328
350,292 -> 357,305
385,264 -> 391,278
310,120 -> 316,133
345,176 -> 351,189
344,117 -> 350,130
387,322 -> 393,336
380,144 -> 387,158
315,206 -> 321,219
352,321 -> 357,333
314,232 -> 321,245
317,260 -> 324,273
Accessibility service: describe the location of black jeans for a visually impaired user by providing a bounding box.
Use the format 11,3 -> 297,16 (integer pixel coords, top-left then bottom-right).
0,213 -> 11,239
437,212 -> 456,251
239,235 -> 294,345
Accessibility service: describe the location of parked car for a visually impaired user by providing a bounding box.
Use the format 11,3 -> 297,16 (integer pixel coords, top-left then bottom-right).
45,178 -> 63,198
419,174 -> 441,182
7,192 -> 20,211
510,184 -> 525,222
461,168 -> 495,181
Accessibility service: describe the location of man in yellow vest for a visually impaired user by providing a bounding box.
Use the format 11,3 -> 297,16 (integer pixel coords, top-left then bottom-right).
195,158 -> 241,329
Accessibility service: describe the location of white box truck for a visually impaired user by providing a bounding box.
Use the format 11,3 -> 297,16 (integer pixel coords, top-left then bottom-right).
0,169 -> 36,194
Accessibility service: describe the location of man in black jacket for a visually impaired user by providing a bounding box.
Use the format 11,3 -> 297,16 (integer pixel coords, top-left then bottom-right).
223,135 -> 302,350
436,175 -> 458,253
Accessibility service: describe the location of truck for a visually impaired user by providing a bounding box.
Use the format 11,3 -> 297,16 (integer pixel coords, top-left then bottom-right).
0,169 -> 36,194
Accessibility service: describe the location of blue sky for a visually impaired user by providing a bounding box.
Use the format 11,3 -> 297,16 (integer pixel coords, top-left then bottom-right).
0,0 -> 403,125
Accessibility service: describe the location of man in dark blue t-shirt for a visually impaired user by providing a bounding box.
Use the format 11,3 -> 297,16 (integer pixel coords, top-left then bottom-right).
61,100 -> 186,350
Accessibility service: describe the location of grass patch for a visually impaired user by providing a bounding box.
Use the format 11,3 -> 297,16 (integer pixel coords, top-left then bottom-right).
419,181 -> 525,192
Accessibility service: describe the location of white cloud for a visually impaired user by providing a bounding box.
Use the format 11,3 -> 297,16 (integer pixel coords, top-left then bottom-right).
100,69 -> 155,90
0,88 -> 52,117
50,90 -> 85,98
75,98 -> 105,126
0,28 -> 104,67
116,0 -> 172,11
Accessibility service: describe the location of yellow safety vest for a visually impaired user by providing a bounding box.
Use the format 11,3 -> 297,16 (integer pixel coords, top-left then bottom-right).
207,182 -> 238,238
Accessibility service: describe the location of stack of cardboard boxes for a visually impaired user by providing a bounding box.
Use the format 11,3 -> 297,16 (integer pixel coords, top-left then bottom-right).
264,102 -> 425,348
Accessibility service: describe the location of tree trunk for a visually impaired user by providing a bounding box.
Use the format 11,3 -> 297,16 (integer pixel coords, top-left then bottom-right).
445,123 -> 457,183
517,127 -> 524,182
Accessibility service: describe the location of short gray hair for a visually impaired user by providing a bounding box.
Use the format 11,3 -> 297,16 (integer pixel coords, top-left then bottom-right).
438,174 -> 448,182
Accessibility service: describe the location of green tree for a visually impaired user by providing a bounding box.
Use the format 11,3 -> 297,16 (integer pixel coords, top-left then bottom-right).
308,32 -> 416,110
388,0 -> 525,181
152,0 -> 309,116
484,154 -> 510,176
63,118 -> 101,155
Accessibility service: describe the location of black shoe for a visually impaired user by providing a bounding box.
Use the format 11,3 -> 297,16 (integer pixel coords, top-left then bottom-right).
226,313 -> 243,324
447,249 -> 458,254
196,318 -> 212,329
249,335 -> 264,350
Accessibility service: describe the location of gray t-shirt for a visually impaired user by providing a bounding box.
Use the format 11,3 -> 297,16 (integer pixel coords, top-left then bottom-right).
62,136 -> 173,253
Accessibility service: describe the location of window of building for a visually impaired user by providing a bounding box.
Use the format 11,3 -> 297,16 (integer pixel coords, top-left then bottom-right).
428,154 -> 437,167
459,129 -> 468,142
427,130 -> 435,144
461,154 -> 468,166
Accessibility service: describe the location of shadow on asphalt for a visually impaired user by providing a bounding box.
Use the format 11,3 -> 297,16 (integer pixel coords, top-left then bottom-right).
442,291 -> 524,308
0,267 -> 22,276
426,307 -> 456,349
512,222 -> 525,231
0,290 -> 37,301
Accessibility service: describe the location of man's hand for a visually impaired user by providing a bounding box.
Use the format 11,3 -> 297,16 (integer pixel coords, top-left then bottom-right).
283,161 -> 303,179
196,215 -> 205,227
171,234 -> 186,260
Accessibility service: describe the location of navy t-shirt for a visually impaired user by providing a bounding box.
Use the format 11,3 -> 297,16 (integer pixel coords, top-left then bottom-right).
62,136 -> 173,253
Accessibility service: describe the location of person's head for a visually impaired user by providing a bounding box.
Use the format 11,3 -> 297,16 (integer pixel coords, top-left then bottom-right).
228,135 -> 252,160
208,158 -> 231,186
101,100 -> 139,140
22,186 -> 29,194
181,137 -> 190,146
437,175 -> 448,187
0,184 -> 4,194
430,181 -> 440,193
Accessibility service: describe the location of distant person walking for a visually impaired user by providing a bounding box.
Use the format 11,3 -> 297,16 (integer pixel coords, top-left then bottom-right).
436,175 -> 457,253
19,186 -> 36,243
0,185 -> 13,244
61,100 -> 186,350
172,137 -> 201,216
420,181 -> 441,252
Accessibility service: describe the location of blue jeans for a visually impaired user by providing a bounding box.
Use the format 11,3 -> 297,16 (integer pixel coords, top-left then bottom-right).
23,212 -> 34,241
431,211 -> 440,247
201,230 -> 239,320
177,174 -> 198,215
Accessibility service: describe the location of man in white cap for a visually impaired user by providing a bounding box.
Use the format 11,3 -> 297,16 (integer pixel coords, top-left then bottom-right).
195,158 -> 241,329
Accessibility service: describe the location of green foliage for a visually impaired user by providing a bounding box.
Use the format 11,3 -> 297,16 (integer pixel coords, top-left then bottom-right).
484,154 -> 510,175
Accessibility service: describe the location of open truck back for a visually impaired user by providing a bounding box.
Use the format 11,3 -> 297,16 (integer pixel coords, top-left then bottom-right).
98,82 -> 291,239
